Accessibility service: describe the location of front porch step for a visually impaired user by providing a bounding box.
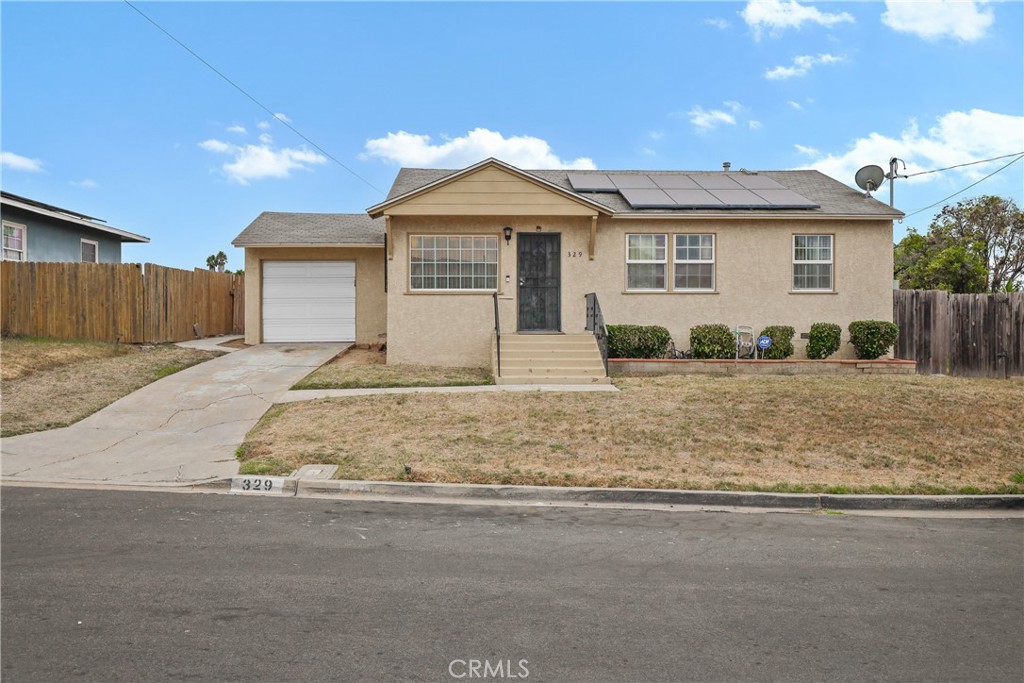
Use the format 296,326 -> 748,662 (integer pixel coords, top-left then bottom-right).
492,332 -> 609,386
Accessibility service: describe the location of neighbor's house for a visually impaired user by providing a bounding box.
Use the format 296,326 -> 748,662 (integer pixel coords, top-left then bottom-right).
233,158 -> 902,381
1,191 -> 149,263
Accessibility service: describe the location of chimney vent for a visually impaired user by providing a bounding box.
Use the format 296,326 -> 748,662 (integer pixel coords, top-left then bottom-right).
722,162 -> 731,171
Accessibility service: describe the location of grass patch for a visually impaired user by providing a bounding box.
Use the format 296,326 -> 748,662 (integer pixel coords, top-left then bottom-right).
292,347 -> 492,389
237,374 -> 1024,495
238,457 -> 292,476
1,336 -> 220,437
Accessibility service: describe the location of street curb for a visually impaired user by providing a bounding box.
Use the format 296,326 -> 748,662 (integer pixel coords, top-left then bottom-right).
279,479 -> 1024,511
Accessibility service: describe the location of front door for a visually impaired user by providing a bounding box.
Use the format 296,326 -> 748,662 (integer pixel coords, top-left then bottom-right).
517,233 -> 561,332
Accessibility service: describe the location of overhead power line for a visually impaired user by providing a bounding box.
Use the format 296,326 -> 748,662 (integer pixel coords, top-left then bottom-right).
901,152 -> 1024,221
123,0 -> 384,195
902,151 -> 1024,178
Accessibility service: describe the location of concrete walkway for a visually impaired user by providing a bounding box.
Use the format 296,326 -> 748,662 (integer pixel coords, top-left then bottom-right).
1,343 -> 348,486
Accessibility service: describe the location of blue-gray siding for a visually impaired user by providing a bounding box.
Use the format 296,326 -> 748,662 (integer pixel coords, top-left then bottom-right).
1,206 -> 124,263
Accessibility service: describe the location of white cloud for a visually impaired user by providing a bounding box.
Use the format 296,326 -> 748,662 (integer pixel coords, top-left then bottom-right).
257,121 -> 271,130
70,179 -> 98,189
361,128 -> 596,169
227,125 -> 247,135
273,113 -> 291,124
882,0 -> 993,42
742,0 -> 854,39
787,100 -> 803,110
765,53 -> 842,79
1,151 -> 43,172
199,138 -> 327,184
723,100 -> 744,113
258,133 -> 273,145
798,109 -> 1024,188
705,17 -> 731,29
641,147 -> 657,157
686,106 -> 737,131
749,120 -> 763,130
648,130 -> 665,141
794,144 -> 819,156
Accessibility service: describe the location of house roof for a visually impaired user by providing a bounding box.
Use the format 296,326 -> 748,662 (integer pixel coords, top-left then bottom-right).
367,158 -> 615,218
232,212 -> 385,247
0,191 -> 150,243
381,165 -> 904,219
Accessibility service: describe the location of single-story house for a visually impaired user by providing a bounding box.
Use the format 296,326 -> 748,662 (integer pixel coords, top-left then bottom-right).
1,191 -> 150,263
233,158 -> 902,383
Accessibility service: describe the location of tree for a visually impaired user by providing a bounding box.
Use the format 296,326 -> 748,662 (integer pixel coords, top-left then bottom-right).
205,251 -> 228,272
894,196 -> 1023,293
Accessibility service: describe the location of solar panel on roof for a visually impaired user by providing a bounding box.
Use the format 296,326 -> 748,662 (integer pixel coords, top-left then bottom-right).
691,175 -> 745,190
751,189 -> 820,208
707,189 -> 770,207
731,174 -> 786,190
619,188 -> 677,208
566,172 -> 618,192
663,189 -> 723,207
608,174 -> 659,189
651,175 -> 701,190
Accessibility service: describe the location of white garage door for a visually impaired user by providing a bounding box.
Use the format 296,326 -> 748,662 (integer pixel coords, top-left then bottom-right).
262,261 -> 355,342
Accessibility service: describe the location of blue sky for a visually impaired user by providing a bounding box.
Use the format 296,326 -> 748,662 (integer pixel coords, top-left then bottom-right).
2,0 -> 1022,271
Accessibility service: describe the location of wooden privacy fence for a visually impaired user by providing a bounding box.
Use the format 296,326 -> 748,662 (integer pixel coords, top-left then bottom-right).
1,262 -> 244,344
894,290 -> 1024,378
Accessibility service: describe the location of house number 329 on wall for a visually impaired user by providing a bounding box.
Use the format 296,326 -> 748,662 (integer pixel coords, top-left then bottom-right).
567,250 -> 584,258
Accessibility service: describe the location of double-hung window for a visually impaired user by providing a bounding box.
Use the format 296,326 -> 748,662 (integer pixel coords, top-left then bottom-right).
793,234 -> 833,291
2,221 -> 26,261
81,239 -> 99,263
409,235 -> 498,291
674,234 -> 715,290
626,234 -> 667,291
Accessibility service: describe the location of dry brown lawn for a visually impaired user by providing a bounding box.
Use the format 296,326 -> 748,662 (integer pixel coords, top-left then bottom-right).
292,348 -> 492,389
240,373 -> 1024,494
1,336 -> 220,437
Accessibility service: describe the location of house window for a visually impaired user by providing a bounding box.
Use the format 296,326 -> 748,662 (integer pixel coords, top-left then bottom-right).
793,234 -> 833,291
410,235 -> 498,290
81,239 -> 99,263
674,234 -> 715,290
2,221 -> 26,261
626,234 -> 667,290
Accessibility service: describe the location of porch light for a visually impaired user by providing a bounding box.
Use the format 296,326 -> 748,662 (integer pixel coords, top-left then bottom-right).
503,226 -> 513,244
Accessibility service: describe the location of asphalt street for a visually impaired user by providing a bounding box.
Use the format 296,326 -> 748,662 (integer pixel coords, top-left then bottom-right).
1,486 -> 1021,682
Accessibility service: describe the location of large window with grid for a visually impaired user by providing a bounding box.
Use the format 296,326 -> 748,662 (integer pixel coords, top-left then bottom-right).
674,234 -> 715,290
3,221 -> 26,261
793,234 -> 833,291
626,234 -> 667,290
409,235 -> 498,290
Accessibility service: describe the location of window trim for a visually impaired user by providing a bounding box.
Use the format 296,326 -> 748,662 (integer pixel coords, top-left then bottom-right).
2,220 -> 27,261
407,233 -> 500,293
625,233 -> 668,292
792,233 -> 834,292
672,233 -> 716,292
81,238 -> 100,263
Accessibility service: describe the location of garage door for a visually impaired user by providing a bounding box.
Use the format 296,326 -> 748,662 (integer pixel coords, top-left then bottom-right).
262,261 -> 355,342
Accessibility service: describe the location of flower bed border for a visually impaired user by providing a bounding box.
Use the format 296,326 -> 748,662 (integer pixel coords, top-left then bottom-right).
609,358 -> 917,376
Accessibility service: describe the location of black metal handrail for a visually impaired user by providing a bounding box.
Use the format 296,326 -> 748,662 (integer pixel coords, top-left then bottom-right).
584,292 -> 609,372
493,292 -> 501,378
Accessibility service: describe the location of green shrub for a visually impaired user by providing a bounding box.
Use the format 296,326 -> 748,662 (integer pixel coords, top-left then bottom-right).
757,325 -> 795,360
689,324 -> 736,359
607,324 -> 671,359
806,323 -> 842,359
848,320 -> 899,360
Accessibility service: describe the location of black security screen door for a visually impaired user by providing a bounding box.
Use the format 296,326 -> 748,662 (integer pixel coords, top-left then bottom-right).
517,233 -> 561,332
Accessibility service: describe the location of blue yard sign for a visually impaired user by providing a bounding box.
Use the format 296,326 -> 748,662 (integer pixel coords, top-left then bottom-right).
757,335 -> 772,350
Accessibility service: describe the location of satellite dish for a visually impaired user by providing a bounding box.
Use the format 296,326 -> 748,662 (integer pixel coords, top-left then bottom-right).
855,165 -> 886,194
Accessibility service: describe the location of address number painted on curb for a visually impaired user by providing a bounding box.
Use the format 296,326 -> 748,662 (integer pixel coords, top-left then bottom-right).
230,476 -> 286,495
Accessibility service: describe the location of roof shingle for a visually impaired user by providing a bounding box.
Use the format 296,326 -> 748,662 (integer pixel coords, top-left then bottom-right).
232,212 -> 384,246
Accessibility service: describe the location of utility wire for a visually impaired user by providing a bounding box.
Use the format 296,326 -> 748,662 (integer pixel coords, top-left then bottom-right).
902,151 -> 1024,178
123,0 -> 384,195
901,152 -> 1024,220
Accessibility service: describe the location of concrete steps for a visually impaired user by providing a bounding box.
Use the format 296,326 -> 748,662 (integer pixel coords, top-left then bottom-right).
492,333 -> 610,385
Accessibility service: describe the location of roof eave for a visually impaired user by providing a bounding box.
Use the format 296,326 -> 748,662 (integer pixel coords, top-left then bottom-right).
232,241 -> 385,248
1,197 -> 150,242
609,210 -> 904,220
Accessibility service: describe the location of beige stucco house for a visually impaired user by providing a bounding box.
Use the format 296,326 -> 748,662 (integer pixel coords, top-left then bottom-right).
233,158 -> 902,383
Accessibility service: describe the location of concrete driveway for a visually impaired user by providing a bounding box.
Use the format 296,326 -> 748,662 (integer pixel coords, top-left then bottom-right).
1,343 -> 348,486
